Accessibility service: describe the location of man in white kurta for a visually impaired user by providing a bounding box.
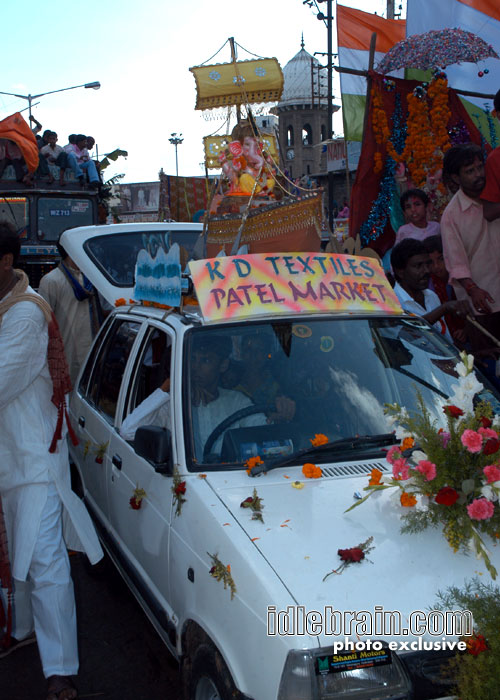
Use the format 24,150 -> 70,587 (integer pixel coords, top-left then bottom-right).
38,251 -> 96,386
0,225 -> 103,697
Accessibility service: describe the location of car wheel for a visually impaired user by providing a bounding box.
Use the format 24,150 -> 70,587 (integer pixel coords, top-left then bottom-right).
186,643 -> 238,700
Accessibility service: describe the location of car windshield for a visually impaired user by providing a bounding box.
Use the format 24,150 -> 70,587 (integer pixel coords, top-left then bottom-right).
182,316 -> 500,470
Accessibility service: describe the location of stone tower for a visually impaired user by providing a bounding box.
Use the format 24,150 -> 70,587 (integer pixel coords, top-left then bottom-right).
276,38 -> 338,182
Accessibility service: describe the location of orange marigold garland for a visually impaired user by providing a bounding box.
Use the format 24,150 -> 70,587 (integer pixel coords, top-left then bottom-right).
371,76 -> 451,188
403,89 -> 436,187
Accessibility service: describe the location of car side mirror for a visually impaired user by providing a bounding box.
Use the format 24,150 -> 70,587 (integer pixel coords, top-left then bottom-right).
133,426 -> 172,475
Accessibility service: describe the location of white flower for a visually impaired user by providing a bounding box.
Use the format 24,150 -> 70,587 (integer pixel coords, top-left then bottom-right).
415,493 -> 429,512
456,362 -> 468,378
464,352 -> 475,372
487,481 -> 500,501
458,351 -> 475,375
461,373 -> 483,396
395,425 -> 412,440
481,484 -> 496,501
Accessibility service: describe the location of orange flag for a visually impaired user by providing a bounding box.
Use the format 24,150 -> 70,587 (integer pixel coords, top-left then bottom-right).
0,112 -> 39,172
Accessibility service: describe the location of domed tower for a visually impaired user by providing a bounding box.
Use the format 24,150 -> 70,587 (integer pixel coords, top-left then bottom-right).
276,38 -> 339,181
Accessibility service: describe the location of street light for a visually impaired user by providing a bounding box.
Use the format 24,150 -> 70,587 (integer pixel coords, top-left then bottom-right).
0,81 -> 101,121
169,132 -> 184,220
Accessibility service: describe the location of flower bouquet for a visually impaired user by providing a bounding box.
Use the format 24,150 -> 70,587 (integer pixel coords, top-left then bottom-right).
347,352 -> 500,579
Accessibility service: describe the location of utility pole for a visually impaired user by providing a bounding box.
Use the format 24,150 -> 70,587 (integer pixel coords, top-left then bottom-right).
307,0 -> 334,229
327,0 -> 334,232
387,0 -> 395,19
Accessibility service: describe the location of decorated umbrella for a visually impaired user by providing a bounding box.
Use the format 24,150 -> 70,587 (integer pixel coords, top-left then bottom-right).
376,27 -> 499,75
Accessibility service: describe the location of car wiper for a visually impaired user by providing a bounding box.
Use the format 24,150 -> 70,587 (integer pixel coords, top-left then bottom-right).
248,433 -> 398,476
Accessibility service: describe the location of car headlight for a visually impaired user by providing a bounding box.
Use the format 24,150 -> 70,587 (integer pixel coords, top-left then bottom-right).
278,646 -> 411,699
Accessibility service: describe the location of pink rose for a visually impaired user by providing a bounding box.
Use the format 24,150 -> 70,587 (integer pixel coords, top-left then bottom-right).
467,497 -> 495,521
415,460 -> 437,481
392,457 -> 410,481
483,465 -> 500,484
461,429 -> 483,453
386,445 -> 401,465
479,427 -> 498,441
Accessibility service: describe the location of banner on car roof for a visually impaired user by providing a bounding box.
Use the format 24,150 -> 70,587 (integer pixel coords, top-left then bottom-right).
189,253 -> 402,322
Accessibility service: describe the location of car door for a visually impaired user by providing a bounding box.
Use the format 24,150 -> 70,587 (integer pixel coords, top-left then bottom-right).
106,322 -> 176,611
71,315 -> 142,524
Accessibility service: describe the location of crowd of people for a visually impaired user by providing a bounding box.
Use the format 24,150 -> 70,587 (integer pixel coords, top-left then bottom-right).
388,114 -> 500,384
0,116 -> 101,190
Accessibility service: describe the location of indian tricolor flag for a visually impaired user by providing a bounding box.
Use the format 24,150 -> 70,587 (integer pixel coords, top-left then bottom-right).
337,4 -> 405,141
406,0 -> 500,137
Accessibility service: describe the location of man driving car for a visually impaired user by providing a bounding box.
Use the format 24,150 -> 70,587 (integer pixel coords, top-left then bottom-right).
120,334 -> 267,461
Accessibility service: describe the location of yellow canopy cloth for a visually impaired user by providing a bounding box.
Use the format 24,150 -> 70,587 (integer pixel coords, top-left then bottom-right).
190,58 -> 283,110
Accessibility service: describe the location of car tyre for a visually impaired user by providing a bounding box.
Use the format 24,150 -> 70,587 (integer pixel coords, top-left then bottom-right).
185,642 -> 238,700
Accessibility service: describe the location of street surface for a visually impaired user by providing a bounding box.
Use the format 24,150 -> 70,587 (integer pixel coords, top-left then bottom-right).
1,553 -> 182,700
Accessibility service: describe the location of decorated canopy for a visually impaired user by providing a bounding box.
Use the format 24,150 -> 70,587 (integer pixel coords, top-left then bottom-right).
190,58 -> 283,110
376,27 -> 499,74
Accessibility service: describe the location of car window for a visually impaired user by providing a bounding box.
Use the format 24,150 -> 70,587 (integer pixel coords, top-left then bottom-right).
181,318 -> 480,470
78,319 -> 114,396
123,326 -> 172,422
85,318 -> 141,422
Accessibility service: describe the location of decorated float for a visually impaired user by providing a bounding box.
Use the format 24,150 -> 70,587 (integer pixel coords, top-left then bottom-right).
189,38 -> 324,257
346,27 -> 500,257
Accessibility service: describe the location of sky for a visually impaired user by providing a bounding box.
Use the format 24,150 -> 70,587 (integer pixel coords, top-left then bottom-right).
0,0 -> 400,184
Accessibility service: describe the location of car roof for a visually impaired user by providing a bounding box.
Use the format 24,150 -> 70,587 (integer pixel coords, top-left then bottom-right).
60,222 -> 203,306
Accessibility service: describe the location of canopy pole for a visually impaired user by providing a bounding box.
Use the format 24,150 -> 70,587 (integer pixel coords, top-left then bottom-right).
335,65 -> 496,101
229,37 -> 242,123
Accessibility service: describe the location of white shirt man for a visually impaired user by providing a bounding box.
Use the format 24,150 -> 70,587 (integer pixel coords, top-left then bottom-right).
0,226 -> 102,698
121,385 -> 264,461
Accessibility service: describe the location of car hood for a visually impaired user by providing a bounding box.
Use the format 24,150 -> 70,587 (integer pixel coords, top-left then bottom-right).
204,462 -> 495,643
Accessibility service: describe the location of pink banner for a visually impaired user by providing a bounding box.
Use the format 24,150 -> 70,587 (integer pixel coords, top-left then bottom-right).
189,253 -> 402,322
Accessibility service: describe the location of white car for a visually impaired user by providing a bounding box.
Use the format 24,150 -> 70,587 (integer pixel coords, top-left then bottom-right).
62,224 -> 500,700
